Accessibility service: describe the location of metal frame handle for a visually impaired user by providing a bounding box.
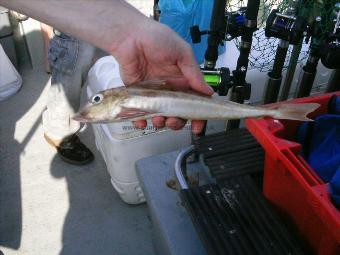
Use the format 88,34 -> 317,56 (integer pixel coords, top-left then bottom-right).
174,145 -> 195,190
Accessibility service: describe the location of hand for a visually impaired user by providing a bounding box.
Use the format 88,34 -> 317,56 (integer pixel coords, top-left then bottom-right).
112,20 -> 214,134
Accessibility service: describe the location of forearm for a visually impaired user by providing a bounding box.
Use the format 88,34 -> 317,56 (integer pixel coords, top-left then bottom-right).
0,0 -> 150,54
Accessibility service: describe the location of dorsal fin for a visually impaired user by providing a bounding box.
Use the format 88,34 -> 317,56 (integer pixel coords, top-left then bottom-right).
101,86 -> 128,97
129,80 -> 174,91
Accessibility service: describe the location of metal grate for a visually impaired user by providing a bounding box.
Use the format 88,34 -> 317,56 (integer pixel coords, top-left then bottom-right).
196,129 -> 256,156
196,128 -> 264,181
180,176 -> 306,255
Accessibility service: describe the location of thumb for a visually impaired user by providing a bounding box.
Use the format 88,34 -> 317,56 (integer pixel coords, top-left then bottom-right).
178,46 -> 214,96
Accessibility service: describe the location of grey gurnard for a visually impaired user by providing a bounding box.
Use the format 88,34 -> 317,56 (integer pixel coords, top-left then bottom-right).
72,81 -> 320,123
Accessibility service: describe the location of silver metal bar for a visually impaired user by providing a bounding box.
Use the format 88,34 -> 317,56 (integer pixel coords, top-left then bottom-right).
202,70 -> 221,75
333,3 -> 340,34
279,41 -> 303,101
276,13 -> 296,20
174,145 -> 195,190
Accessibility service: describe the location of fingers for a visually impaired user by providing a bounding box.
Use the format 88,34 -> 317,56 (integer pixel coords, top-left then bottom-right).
178,45 -> 214,96
165,117 -> 186,130
134,120 -> 147,129
191,120 -> 206,135
152,116 -> 165,129
152,116 -> 186,130
135,118 -> 204,134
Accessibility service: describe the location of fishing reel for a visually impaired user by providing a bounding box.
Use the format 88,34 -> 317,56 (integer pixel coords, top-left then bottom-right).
202,67 -> 251,99
265,9 -> 306,45
190,7 -> 247,43
225,7 -> 247,41
320,32 -> 340,69
320,4 -> 340,69
190,26 -> 210,44
202,68 -> 231,96
230,70 -> 251,100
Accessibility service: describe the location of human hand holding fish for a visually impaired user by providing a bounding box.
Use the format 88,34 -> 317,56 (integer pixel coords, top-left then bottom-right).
112,20 -> 214,134
0,0 -> 214,134
72,80 -> 321,132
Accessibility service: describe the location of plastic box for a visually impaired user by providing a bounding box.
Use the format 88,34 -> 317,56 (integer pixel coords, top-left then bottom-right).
246,92 -> 340,255
86,56 -> 192,204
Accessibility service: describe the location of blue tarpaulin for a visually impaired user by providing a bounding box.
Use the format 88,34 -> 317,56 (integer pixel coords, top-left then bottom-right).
159,0 -> 225,64
297,96 -> 340,208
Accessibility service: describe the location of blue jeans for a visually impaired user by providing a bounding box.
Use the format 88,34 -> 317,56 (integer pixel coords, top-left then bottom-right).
43,31 -> 106,141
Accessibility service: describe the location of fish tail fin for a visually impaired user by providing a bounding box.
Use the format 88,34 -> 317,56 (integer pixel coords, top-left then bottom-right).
273,103 -> 320,121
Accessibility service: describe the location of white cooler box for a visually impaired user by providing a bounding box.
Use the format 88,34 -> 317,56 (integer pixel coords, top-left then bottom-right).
86,56 -> 192,204
0,44 -> 22,101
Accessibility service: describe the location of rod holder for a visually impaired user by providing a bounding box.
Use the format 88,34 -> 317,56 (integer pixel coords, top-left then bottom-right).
295,69 -> 317,98
327,69 -> 340,92
263,76 -> 283,104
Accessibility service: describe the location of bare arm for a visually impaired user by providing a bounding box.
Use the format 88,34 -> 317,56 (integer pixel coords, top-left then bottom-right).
0,0 -> 146,54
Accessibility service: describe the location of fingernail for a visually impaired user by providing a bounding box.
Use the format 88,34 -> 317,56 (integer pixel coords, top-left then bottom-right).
206,85 -> 214,94
192,127 -> 203,135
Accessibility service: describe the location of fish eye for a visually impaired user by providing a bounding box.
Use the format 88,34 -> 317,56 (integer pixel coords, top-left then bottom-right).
91,94 -> 103,104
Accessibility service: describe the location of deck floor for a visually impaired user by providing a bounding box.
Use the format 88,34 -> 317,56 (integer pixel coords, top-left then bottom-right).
0,65 -> 155,255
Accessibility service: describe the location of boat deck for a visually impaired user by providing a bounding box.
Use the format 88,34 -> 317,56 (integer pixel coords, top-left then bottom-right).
0,59 -> 155,255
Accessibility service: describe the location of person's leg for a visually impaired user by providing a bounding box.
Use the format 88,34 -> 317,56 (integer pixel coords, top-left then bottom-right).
40,23 -> 53,73
43,31 -> 96,164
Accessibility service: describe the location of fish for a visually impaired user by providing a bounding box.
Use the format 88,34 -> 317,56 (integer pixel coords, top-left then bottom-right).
72,80 -> 320,123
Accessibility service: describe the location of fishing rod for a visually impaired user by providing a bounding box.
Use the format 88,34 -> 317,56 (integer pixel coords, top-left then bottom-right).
194,0 -> 260,129
279,0 -> 337,101
327,69 -> 340,91
295,0 -> 338,98
190,0 -> 234,98
204,0 -> 227,69
190,0 -> 227,70
263,0 -> 306,104
295,18 -> 323,98
226,0 -> 260,130
279,40 -> 303,100
191,0 -> 260,131
320,4 -> 340,69
153,0 -> 160,21
279,0 -> 313,101
190,0 -> 228,159
323,3 -> 340,93
190,4 -> 249,94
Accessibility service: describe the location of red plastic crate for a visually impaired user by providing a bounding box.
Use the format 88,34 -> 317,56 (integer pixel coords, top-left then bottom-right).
245,92 -> 340,255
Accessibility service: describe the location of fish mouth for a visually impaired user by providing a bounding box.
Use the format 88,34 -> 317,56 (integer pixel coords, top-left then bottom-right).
72,112 -> 91,122
72,111 -> 107,123
71,113 -> 88,122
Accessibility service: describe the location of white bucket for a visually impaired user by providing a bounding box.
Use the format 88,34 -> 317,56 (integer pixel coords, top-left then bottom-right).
86,56 -> 192,204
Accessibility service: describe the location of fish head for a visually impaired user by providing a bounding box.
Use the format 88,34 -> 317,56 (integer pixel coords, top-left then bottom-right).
73,88 -> 127,123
